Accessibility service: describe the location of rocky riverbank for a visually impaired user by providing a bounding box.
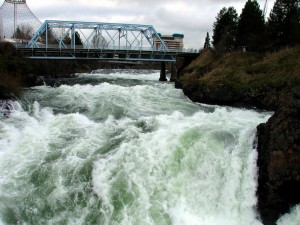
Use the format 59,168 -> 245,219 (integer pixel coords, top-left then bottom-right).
176,46 -> 300,225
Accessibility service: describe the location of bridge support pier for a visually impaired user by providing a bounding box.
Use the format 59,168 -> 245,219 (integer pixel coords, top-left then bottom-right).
170,62 -> 177,82
159,62 -> 167,81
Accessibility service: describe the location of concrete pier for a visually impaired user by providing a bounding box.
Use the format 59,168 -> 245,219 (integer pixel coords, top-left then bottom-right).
159,62 -> 167,81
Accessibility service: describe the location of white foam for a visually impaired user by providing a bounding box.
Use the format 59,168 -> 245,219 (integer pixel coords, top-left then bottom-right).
277,204 -> 300,225
84,69 -> 160,81
4,70 -> 298,225
92,109 -> 270,225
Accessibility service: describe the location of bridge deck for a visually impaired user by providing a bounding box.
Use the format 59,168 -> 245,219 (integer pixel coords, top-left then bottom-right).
17,46 -> 198,62
17,47 -> 178,62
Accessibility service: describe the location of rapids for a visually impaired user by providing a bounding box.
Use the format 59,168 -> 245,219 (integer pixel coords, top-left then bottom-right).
0,69 -> 298,225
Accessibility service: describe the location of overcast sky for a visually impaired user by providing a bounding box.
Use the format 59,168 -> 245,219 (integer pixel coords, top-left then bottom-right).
2,0 -> 275,49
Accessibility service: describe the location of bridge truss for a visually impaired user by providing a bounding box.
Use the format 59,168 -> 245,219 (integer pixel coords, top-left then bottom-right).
18,20 -> 176,62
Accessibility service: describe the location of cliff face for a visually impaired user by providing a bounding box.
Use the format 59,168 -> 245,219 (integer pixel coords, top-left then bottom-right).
256,88 -> 300,225
177,47 -> 300,225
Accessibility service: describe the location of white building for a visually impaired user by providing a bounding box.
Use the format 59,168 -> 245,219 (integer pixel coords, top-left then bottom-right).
154,33 -> 184,51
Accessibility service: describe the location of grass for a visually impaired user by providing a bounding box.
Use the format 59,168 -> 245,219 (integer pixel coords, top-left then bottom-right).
180,45 -> 300,90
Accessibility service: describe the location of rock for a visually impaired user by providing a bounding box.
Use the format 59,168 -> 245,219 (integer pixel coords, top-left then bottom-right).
178,79 -> 280,110
256,91 -> 300,225
0,85 -> 18,100
22,74 -> 44,87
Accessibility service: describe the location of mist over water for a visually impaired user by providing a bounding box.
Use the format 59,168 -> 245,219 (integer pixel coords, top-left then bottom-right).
0,70 -> 298,225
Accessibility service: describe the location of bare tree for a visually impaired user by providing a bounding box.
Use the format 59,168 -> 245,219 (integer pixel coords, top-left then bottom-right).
92,33 -> 108,49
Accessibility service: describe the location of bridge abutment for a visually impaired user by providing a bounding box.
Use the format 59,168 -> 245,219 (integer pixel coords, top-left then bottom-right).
170,62 -> 177,82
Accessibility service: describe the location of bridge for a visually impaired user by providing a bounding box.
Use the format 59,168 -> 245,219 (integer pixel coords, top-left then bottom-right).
15,20 -> 199,81
15,20 -> 197,62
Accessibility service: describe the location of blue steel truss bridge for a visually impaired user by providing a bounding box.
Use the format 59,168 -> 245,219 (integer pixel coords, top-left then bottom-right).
15,20 -> 196,62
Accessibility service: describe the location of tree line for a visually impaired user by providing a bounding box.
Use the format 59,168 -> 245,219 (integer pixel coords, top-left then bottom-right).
203,0 -> 300,52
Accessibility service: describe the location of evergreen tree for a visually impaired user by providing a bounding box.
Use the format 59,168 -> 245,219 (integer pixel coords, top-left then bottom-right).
40,28 -> 58,45
212,7 -> 238,52
268,0 -> 300,45
237,0 -> 266,51
75,31 -> 83,46
13,27 -> 22,39
204,32 -> 211,49
63,33 -> 71,45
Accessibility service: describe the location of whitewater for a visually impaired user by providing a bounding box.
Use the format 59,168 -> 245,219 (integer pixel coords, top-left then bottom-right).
0,70 -> 299,225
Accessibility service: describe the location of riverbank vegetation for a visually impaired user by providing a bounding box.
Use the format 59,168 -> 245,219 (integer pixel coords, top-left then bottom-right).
185,0 -> 300,108
210,0 -> 299,53
179,46 -> 300,109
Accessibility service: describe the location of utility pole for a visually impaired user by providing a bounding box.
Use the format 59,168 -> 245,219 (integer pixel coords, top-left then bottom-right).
14,2 -> 16,38
263,0 -> 268,18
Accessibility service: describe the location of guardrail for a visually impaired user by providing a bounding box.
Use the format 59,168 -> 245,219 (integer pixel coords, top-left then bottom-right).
14,43 -> 199,54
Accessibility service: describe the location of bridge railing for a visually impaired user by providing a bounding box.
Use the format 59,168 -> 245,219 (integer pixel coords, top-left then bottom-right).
16,43 -> 164,52
169,48 -> 200,53
15,42 -> 199,54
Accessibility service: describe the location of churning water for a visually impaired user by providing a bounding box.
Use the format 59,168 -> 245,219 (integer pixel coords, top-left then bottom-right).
0,70 -> 298,225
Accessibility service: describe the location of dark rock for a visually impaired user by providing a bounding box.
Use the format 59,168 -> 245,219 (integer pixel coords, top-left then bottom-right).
0,85 -> 17,100
22,74 -> 44,87
256,92 -> 300,225
179,79 -> 280,111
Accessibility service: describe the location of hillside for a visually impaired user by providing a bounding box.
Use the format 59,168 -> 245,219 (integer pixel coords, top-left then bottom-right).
177,46 -> 300,225
178,46 -> 300,110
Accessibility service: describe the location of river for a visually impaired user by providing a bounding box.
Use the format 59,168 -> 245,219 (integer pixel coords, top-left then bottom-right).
0,69 -> 299,225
